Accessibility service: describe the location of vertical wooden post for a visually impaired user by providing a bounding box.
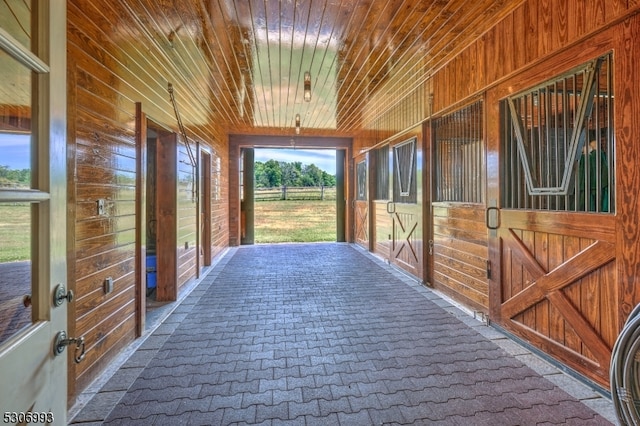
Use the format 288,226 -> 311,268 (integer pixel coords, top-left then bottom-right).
336,150 -> 346,242
241,148 -> 255,244
134,103 -> 146,336
201,151 -> 212,266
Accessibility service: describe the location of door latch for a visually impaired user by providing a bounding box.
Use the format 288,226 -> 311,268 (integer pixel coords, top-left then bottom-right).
53,331 -> 86,363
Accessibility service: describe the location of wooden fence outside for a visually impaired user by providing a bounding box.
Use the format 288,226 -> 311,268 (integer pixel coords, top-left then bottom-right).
255,186 -> 337,201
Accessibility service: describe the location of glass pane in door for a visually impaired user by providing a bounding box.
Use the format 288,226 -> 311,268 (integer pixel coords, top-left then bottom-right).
0,202 -> 32,344
0,0 -> 32,50
0,22 -> 35,345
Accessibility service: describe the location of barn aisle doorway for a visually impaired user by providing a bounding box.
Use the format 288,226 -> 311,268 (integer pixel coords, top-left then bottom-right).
145,121 -> 178,302
229,135 -> 354,246
252,148 -> 339,244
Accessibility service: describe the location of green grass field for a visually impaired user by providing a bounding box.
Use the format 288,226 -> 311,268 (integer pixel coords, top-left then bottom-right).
254,199 -> 336,243
0,204 -> 31,262
0,198 -> 336,262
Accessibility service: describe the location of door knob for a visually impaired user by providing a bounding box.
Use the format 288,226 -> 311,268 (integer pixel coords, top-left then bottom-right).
53,284 -> 74,307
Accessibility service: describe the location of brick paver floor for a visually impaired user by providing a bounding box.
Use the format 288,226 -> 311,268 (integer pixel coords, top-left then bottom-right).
70,243 -> 614,425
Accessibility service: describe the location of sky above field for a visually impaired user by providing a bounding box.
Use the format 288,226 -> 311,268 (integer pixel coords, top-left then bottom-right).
254,148 -> 337,175
0,134 -> 338,176
0,133 -> 30,170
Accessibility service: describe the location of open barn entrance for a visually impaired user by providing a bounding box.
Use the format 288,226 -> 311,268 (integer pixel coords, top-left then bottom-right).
249,148 -> 338,244
229,135 -> 352,246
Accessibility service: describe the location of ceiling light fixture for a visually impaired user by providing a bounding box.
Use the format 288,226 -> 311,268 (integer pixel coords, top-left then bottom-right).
167,24 -> 183,49
295,114 -> 301,134
304,71 -> 311,102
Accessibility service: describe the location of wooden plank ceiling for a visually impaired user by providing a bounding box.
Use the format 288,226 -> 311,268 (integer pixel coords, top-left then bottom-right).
1,0 -> 525,136
199,0 -> 525,135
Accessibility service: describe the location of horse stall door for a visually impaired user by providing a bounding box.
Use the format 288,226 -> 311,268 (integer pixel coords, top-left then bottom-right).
354,153 -> 369,249
388,129 -> 424,281
488,55 -> 618,388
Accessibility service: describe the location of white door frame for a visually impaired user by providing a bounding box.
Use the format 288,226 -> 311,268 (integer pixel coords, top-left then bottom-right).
0,1 -> 69,422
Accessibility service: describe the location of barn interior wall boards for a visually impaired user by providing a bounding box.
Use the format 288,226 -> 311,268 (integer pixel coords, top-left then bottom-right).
66,0 -> 229,399
0,0 -> 629,409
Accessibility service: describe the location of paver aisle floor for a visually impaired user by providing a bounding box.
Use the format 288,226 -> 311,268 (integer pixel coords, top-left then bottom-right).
74,243 -> 613,425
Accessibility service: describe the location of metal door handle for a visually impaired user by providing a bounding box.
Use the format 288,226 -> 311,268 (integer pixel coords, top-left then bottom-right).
486,207 -> 500,230
386,201 -> 395,214
54,331 -> 86,363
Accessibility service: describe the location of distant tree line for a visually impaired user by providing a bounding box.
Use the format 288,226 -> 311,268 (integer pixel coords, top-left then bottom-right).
0,165 -> 29,187
255,160 -> 336,188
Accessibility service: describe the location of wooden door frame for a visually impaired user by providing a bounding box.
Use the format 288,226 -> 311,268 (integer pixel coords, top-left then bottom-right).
367,149 -> 376,251
200,149 -> 212,267
337,149 -> 347,242
0,0 -> 68,419
135,104 -> 147,336
228,135 -> 352,246
240,148 -> 255,245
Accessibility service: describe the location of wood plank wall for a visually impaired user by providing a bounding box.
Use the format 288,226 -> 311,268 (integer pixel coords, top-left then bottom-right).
432,0 -> 633,112
356,0 -> 638,148
67,0 -> 230,400
354,79 -> 431,154
432,204 -> 488,311
353,0 -> 640,315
